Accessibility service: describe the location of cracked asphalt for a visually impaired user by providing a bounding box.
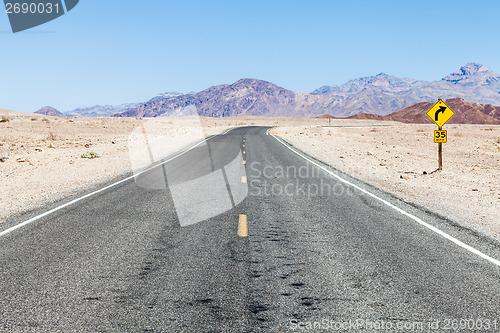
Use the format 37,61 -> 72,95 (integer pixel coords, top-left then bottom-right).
0,126 -> 499,332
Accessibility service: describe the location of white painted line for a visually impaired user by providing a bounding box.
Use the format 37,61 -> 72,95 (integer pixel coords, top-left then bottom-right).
221,127 -> 236,135
272,135 -> 500,268
0,135 -> 215,239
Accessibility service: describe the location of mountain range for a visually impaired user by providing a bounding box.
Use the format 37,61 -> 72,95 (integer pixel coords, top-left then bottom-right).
348,98 -> 500,125
61,92 -> 183,117
310,63 -> 500,117
63,103 -> 142,117
40,63 -> 500,121
113,63 -> 500,119
115,79 -> 319,118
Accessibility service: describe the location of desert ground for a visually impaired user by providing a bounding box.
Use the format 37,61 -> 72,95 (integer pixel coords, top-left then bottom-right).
1,110 -> 499,239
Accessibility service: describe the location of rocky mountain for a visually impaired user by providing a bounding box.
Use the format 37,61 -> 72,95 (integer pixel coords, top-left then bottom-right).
64,93 -> 182,117
149,92 -> 183,101
348,98 -> 500,124
311,73 -> 424,96
64,103 -> 142,117
115,79 -> 320,118
442,63 -> 500,89
34,106 -> 64,117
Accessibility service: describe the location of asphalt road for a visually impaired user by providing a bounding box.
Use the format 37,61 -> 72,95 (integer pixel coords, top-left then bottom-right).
1,126 -> 499,332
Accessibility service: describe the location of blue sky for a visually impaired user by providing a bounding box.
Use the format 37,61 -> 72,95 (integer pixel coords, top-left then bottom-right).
1,0 -> 500,112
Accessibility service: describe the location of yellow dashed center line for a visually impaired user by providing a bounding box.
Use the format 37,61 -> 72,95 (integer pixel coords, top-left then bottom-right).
243,151 -> 246,155
241,176 -> 247,183
243,160 -> 246,165
238,214 -> 248,237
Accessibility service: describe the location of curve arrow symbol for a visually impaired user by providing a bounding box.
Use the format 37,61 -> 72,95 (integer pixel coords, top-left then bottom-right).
435,106 -> 446,121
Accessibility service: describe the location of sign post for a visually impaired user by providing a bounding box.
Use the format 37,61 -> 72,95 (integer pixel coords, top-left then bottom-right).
438,126 -> 443,170
426,99 -> 455,171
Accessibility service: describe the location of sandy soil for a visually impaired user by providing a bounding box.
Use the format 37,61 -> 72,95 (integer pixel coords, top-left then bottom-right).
2,111 -> 499,240
274,119 -> 500,239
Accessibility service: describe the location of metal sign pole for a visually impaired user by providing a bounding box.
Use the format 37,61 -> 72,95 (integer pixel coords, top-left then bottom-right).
438,126 -> 443,170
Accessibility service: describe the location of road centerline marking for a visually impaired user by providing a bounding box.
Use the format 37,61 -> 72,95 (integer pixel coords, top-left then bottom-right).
272,134 -> 500,268
238,214 -> 248,237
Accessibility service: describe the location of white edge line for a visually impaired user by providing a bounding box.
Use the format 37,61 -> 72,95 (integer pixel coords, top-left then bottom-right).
221,127 -> 236,135
272,135 -> 500,268
0,131 -> 226,239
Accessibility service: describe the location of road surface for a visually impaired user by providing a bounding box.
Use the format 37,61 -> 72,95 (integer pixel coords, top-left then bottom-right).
1,126 -> 499,332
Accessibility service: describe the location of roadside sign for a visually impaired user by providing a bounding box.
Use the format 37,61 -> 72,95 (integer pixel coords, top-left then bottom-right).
434,130 -> 447,143
426,99 -> 455,171
426,99 -> 455,128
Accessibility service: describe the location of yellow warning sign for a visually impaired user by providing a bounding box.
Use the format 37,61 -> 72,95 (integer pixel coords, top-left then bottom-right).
434,130 -> 447,143
426,99 -> 455,128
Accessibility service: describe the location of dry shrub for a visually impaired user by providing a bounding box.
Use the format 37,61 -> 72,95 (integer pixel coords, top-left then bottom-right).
81,151 -> 101,159
46,132 -> 57,141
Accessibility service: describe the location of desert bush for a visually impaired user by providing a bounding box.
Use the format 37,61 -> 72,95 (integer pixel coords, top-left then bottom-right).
81,151 -> 101,159
46,132 -> 57,141
30,117 -> 37,121
369,128 -> 377,132
0,116 -> 10,123
416,129 -> 425,132
42,118 -> 50,123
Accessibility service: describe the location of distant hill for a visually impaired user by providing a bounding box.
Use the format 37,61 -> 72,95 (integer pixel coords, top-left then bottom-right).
312,72 -> 423,96
114,79 -> 320,118
64,103 -> 143,117
34,106 -> 64,117
64,93 -> 182,117
348,98 -> 500,125
385,98 -> 500,124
